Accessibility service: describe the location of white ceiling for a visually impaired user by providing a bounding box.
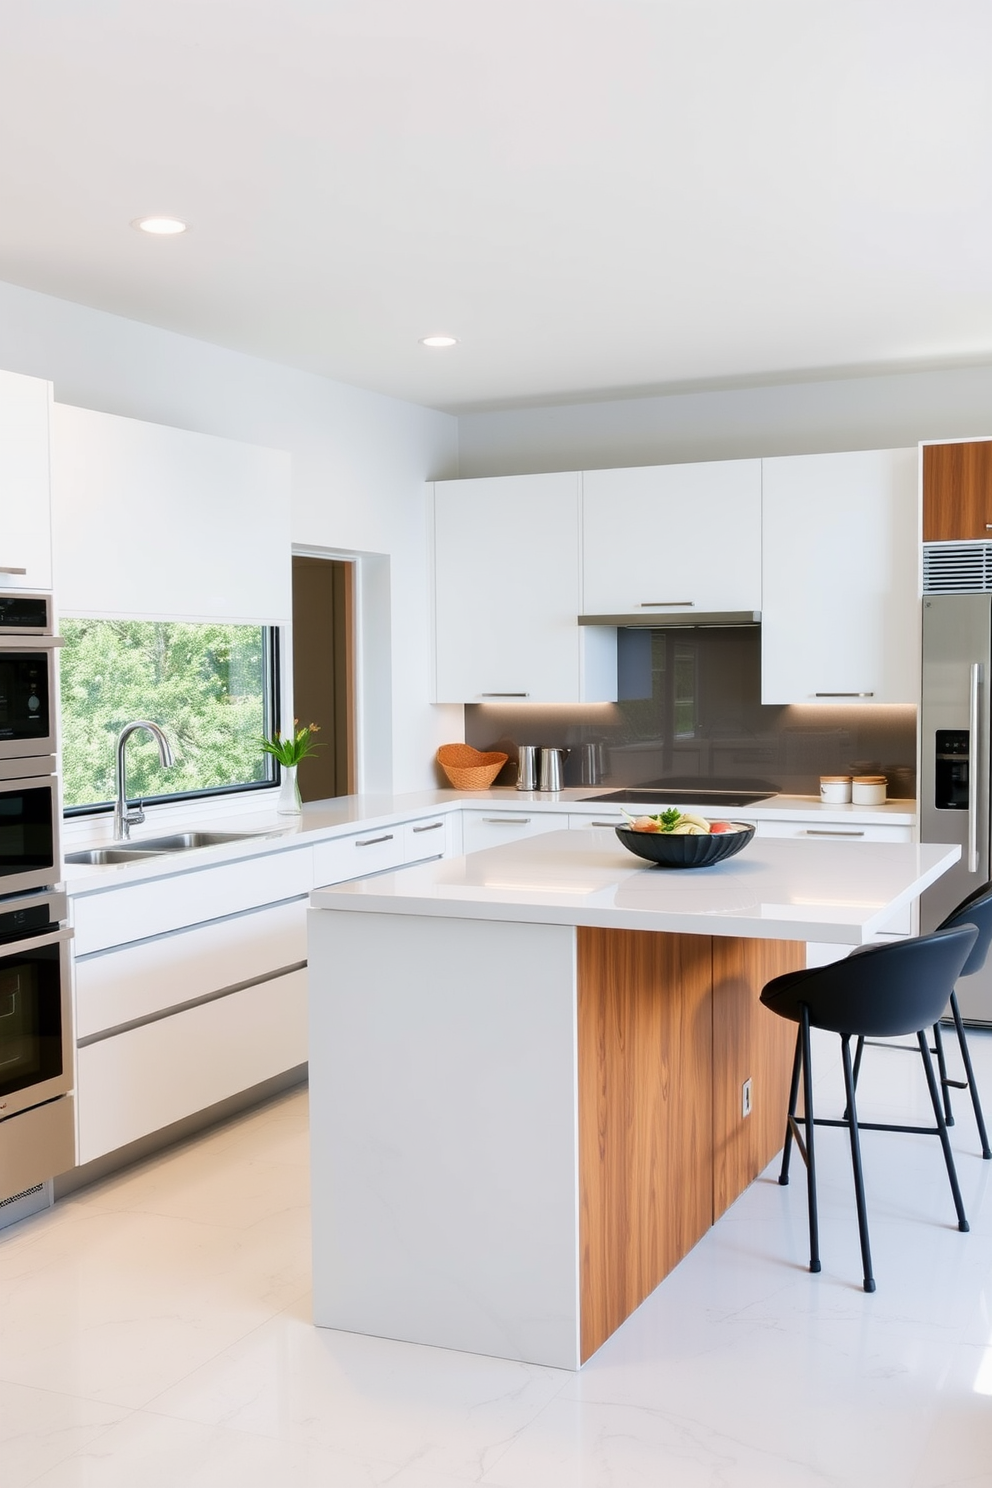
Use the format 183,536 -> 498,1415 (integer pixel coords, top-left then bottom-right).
2,1 -> 990,413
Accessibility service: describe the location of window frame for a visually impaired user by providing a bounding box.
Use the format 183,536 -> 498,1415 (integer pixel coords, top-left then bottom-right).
61,622 -> 282,819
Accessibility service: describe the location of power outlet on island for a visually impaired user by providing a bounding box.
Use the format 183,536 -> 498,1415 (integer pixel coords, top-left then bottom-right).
741,1078 -> 752,1119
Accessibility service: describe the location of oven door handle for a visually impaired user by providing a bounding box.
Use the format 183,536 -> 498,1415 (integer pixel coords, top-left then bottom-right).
0,925 -> 73,956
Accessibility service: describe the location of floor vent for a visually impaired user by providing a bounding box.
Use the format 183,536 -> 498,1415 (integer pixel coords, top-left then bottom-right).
923,542 -> 992,593
0,1179 -> 53,1231
0,1182 -> 42,1209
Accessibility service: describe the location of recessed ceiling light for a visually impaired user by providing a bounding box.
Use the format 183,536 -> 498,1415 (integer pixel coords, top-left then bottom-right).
131,216 -> 188,235
420,335 -> 458,348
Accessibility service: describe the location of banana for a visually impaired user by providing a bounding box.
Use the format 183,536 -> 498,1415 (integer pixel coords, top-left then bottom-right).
670,822 -> 706,835
678,812 -> 712,833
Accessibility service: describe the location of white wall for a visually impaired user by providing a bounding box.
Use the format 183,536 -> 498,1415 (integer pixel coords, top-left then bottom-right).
0,278 -> 460,792
457,362 -> 992,476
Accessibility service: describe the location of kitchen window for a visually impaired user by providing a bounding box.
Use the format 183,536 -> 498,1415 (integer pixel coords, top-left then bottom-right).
60,619 -> 278,813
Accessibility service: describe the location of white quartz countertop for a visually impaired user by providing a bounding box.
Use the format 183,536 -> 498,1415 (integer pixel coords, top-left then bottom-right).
60,786 -> 917,892
309,828 -> 956,944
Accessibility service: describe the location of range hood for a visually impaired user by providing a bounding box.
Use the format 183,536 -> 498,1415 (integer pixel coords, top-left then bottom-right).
578,610 -> 761,628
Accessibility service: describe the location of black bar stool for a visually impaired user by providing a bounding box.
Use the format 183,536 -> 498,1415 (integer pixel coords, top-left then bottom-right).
760,923 -> 979,1293
852,881 -> 992,1160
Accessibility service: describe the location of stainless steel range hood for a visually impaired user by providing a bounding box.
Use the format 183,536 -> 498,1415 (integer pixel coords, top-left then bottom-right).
578,610 -> 761,628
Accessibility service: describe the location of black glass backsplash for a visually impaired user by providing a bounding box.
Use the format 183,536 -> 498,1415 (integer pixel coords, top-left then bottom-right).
463,627 -> 917,797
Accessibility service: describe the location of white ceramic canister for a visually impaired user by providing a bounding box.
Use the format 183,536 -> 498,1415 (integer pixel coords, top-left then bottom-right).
852,775 -> 887,805
820,775 -> 852,804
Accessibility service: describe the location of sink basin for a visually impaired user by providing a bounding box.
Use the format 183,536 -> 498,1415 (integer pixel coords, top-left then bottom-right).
65,847 -> 170,866
129,830 -> 266,852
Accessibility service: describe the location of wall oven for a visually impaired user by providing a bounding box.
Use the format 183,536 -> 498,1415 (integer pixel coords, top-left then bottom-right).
0,889 -> 75,1202
0,589 -> 60,763
0,756 -> 61,897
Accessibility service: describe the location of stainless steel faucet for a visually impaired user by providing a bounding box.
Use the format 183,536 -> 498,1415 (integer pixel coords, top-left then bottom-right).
114,720 -> 175,840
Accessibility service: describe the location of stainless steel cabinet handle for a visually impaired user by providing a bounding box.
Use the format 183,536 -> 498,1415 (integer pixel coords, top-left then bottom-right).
802,829 -> 865,838
589,820 -> 621,827
480,692 -> 529,698
813,692 -> 875,698
483,817 -> 531,824
355,833 -> 393,847
639,600 -> 693,607
985,524 -> 992,531
0,566 -> 27,575
969,662 -> 981,873
412,821 -> 443,833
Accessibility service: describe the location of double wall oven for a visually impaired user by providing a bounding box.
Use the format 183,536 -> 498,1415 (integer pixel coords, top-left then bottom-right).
0,591 -> 74,1216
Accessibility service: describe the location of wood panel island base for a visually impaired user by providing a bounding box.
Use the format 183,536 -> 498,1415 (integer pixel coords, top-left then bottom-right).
308,831 -> 958,1370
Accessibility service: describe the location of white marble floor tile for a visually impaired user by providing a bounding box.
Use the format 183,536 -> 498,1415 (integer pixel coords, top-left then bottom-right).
4,1040 -> 991,1488
0,1204 -> 309,1408
0,1379 -> 130,1488
146,1306 -> 568,1480
23,1410 -> 398,1488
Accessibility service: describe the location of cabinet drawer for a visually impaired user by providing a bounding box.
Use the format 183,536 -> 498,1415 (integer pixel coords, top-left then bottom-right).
751,820 -> 913,843
568,813 -> 623,830
72,846 -> 314,955
461,811 -> 570,855
403,815 -> 451,863
313,827 -> 407,886
75,897 -> 307,1040
76,967 -> 308,1165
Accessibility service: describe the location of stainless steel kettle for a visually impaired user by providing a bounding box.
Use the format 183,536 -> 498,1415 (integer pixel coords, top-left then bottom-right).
538,746 -> 568,792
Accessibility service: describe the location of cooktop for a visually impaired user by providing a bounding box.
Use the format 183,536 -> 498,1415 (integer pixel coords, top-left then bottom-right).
586,787 -> 777,807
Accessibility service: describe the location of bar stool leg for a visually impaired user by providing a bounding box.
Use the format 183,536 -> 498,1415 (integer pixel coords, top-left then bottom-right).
949,991 -> 992,1160
840,1034 -> 875,1293
917,1031 -> 970,1233
779,1030 -> 802,1186
799,1005 -> 820,1274
932,1021 -> 955,1126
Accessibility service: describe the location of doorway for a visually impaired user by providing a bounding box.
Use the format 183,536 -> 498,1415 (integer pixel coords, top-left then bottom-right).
291,555 -> 355,801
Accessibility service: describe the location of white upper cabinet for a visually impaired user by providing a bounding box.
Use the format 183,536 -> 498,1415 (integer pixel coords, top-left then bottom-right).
432,472 -> 616,704
761,448 -> 919,705
581,460 -> 762,617
51,405 -> 292,622
0,369 -> 53,591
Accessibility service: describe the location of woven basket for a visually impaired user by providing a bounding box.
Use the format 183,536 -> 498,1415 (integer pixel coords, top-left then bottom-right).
436,743 -> 509,790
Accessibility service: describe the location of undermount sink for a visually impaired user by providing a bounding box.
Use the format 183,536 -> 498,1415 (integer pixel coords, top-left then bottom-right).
65,847 -> 170,866
131,830 -> 265,852
66,830 -> 269,867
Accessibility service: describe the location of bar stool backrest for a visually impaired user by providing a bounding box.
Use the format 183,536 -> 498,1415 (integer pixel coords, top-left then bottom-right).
938,880 -> 992,977
759,924 -> 979,1038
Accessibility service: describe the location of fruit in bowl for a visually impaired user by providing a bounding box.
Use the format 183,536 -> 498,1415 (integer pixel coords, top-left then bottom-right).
616,809 -> 755,868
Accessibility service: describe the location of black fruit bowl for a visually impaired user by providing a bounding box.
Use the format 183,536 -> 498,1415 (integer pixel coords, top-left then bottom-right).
615,822 -> 755,869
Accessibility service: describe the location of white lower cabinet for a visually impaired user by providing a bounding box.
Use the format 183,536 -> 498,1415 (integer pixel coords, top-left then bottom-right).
72,847 -> 314,956
313,812 -> 454,886
461,810 -> 570,855
74,897 -> 307,1041
76,969 -> 308,1165
71,817 -> 458,1168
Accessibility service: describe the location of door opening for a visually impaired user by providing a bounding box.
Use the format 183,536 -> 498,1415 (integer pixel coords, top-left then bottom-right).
291,555 -> 355,801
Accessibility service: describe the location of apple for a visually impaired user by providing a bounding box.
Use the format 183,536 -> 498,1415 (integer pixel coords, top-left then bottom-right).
631,816 -> 662,832
709,821 -> 733,834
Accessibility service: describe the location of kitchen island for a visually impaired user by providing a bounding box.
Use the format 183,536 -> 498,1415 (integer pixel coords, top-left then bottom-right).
308,830 -> 958,1369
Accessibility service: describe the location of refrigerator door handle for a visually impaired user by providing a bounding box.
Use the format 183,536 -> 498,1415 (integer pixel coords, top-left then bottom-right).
969,661 -> 982,873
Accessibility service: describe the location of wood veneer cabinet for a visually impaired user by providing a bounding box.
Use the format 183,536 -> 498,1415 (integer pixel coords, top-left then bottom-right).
575,926 -> 803,1361
923,440 -> 992,541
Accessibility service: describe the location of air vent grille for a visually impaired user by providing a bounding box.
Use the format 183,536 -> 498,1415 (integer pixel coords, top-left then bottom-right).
0,1183 -> 42,1210
923,542 -> 992,593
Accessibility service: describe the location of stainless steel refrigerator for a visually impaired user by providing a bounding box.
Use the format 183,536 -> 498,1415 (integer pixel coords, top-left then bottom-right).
921,594 -> 992,1025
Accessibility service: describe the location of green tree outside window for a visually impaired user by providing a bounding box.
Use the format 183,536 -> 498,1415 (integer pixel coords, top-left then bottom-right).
60,619 -> 274,809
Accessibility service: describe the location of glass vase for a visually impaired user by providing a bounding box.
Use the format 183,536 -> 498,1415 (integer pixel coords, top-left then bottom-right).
277,763 -> 302,816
